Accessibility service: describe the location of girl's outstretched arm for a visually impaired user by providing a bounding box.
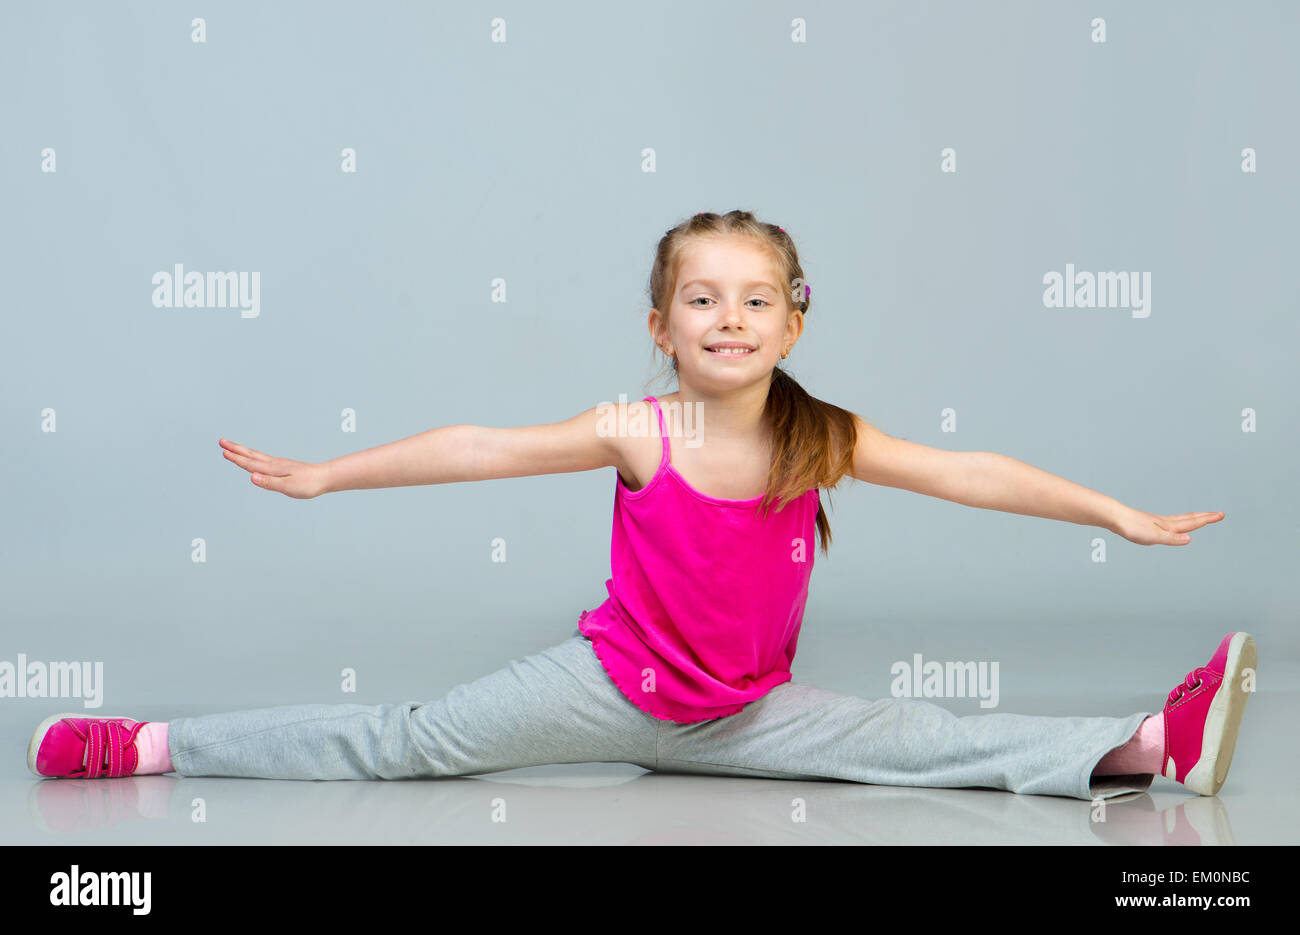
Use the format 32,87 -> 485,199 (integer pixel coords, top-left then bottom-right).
220,405 -> 628,498
847,414 -> 1223,547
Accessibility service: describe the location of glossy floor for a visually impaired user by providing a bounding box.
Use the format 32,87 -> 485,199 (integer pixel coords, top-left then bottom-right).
5,690 -> 1296,845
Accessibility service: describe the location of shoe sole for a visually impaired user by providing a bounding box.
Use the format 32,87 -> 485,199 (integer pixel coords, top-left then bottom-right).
1182,633 -> 1257,796
27,713 -> 139,778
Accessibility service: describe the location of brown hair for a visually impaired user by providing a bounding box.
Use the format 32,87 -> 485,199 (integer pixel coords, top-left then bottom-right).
644,209 -> 858,555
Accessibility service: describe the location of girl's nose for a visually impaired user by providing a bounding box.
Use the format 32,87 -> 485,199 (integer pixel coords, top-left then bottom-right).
720,304 -> 746,325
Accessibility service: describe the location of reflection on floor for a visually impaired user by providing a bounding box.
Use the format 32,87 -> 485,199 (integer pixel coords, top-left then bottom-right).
5,692 -> 1296,845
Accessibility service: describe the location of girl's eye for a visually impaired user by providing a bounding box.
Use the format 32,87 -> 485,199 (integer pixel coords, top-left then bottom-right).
690,298 -> 770,308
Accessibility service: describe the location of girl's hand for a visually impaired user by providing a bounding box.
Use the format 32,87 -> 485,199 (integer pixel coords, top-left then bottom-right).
1114,509 -> 1224,546
220,438 -> 329,500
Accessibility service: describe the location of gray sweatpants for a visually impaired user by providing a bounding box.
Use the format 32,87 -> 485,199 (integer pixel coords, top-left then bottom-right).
167,630 -> 1155,801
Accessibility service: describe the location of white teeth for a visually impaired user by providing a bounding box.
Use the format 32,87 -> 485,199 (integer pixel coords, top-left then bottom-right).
707,347 -> 754,355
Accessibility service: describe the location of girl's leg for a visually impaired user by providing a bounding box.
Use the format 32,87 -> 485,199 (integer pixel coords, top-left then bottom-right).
166,634 -> 659,780
654,680 -> 1154,801
1094,715 -> 1163,776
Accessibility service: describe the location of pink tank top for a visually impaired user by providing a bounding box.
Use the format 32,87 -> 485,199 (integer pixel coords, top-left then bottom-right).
577,395 -> 821,723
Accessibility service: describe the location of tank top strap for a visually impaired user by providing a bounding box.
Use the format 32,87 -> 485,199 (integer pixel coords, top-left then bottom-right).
644,396 -> 671,464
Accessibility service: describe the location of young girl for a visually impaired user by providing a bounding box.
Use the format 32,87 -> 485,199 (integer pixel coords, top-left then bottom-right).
29,210 -> 1257,803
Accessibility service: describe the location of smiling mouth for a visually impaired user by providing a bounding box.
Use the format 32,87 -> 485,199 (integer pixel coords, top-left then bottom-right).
705,346 -> 756,355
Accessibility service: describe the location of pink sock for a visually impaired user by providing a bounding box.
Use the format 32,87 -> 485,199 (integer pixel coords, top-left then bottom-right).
81,721 -> 174,775
136,722 -> 174,774
1094,715 -> 1164,776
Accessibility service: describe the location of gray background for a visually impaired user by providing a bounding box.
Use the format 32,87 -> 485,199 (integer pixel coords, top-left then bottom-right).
1,0 -> 1296,844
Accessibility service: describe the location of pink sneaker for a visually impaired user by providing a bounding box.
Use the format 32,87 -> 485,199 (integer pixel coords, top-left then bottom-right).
28,713 -> 147,779
1162,632 -> 1257,795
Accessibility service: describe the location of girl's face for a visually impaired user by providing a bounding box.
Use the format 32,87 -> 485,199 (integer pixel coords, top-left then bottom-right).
653,237 -> 803,392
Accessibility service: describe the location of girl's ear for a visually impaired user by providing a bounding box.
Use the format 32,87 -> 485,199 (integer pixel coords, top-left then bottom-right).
646,307 -> 665,339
